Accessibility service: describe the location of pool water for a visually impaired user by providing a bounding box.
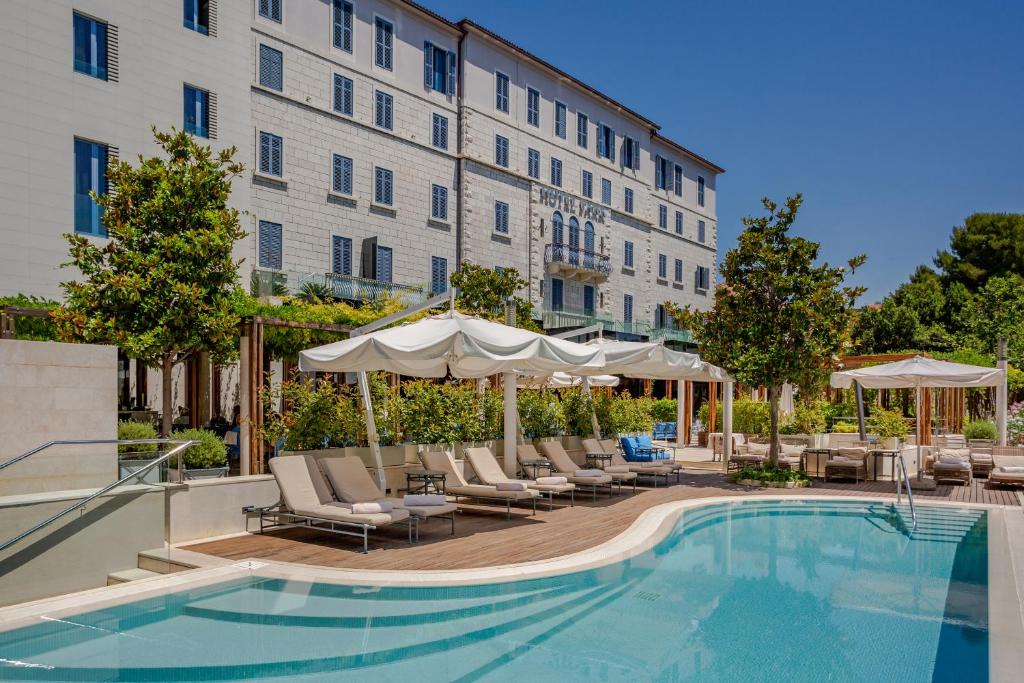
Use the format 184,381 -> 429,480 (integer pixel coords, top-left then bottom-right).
0,500 -> 988,682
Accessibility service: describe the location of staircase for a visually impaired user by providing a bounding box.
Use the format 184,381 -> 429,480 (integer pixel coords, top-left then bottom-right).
106,547 -> 203,585
873,503 -> 986,543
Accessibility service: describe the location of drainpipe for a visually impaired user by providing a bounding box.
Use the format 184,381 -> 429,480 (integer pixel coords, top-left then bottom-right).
997,337 -> 1008,446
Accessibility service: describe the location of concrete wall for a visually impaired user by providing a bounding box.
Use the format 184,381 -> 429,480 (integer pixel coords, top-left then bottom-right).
0,485 -> 164,606
0,340 -> 117,496
168,475 -> 279,544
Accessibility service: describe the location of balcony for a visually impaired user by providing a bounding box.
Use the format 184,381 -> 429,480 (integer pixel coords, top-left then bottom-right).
650,326 -> 693,344
251,269 -> 428,306
544,244 -> 611,282
541,309 -> 652,339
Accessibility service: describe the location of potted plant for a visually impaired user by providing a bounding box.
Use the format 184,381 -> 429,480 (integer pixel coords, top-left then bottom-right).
733,466 -> 763,487
117,420 -> 163,483
172,428 -> 229,479
868,408 -> 910,450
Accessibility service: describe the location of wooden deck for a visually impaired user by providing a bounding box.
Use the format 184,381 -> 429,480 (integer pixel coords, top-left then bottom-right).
185,471 -> 1020,571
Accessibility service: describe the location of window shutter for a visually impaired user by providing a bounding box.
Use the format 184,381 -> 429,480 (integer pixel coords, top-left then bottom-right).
270,0 -> 281,21
632,139 -> 640,170
104,145 -> 118,197
377,246 -> 393,282
695,267 -> 701,290
598,126 -> 606,158
655,155 -> 662,189
360,237 -> 377,278
105,23 -> 119,82
332,236 -> 352,275
375,21 -> 384,67
446,51 -> 456,96
259,133 -> 270,174
271,136 -> 282,176
609,130 -> 615,163
207,92 -> 218,139
423,42 -> 433,88
207,0 -> 218,37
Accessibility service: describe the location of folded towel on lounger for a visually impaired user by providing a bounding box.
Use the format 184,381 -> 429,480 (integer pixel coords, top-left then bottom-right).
604,465 -> 631,474
351,501 -> 393,514
574,469 -> 605,478
496,481 -> 528,491
998,466 -> 1024,473
403,494 -> 447,506
535,476 -> 568,485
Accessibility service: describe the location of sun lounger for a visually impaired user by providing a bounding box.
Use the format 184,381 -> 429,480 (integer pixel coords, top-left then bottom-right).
578,438 -> 638,493
262,455 -> 412,553
420,450 -> 539,519
988,452 -> 1024,488
317,456 -> 457,537
824,447 -> 868,483
464,446 -> 574,509
536,441 -> 614,499
595,438 -> 676,486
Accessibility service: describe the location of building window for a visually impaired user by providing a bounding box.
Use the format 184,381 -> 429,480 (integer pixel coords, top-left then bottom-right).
698,176 -> 706,206
674,164 -> 683,196
527,87 -> 540,127
73,12 -> 108,80
601,178 -> 611,205
598,124 -> 615,161
554,101 -> 566,139
376,245 -> 393,282
184,0 -> 210,34
258,131 -> 282,176
552,211 -> 563,244
494,201 -> 509,234
183,85 -> 209,138
583,284 -> 595,316
258,0 -> 282,22
550,158 -> 562,187
333,0 -> 353,52
431,113 -> 448,150
550,278 -> 563,311
623,136 -> 640,170
494,135 -> 509,168
495,71 -> 509,113
333,74 -> 353,116
655,155 -> 672,190
258,220 -> 283,270
659,254 -> 667,279
375,90 -> 393,130
374,17 -> 393,70
73,138 -> 108,236
584,221 -> 595,253
568,216 -> 580,251
332,154 -> 352,195
431,256 -> 448,294
658,205 -> 667,229
623,240 -> 634,268
332,235 -> 352,275
623,294 -> 633,324
424,43 -> 455,94
527,148 -> 540,179
582,170 -> 593,199
698,220 -> 707,243
374,167 -> 393,206
577,112 -> 588,148
674,258 -> 683,282
431,184 -> 448,220
624,188 -> 633,213
695,265 -> 711,291
675,211 -> 683,235
259,44 -> 283,91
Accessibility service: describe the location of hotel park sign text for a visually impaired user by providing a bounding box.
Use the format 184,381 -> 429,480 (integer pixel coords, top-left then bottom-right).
538,187 -> 608,224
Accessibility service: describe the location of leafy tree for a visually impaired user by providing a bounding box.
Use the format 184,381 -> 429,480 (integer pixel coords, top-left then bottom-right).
958,274 -> 1024,361
54,128 -> 245,435
935,213 -> 1024,290
851,300 -> 919,354
669,195 -> 865,465
449,262 -> 539,331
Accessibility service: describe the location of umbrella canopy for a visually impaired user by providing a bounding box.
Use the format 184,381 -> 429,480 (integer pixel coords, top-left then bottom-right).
517,372 -> 620,389
830,356 -> 1004,389
298,310 -> 606,378
584,338 -> 732,382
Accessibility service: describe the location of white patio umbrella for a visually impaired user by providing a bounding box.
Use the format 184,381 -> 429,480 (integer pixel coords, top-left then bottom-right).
830,356 -> 1005,480
517,372 -> 620,389
299,311 -> 606,481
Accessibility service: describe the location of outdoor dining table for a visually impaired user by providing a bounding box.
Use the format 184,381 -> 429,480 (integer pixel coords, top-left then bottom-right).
405,468 -> 446,494
584,452 -> 613,469
520,459 -> 554,480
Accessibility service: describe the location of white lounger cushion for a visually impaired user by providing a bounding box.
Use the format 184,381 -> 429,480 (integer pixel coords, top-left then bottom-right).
496,481 -> 529,491
998,465 -> 1024,473
404,494 -> 447,506
604,465 -> 631,474
574,469 -> 605,478
535,476 -> 568,485
318,456 -> 382,504
351,501 -> 393,514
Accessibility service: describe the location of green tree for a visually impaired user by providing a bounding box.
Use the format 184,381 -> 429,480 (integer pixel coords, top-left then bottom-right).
449,262 -> 539,331
670,195 -> 865,465
54,128 -> 245,435
851,300 -> 919,354
936,213 -> 1024,290
958,274 -> 1024,361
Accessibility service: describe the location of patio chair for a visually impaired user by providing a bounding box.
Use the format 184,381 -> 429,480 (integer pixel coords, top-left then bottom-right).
575,438 -> 638,493
729,440 -> 768,471
653,422 -> 677,440
535,441 -> 615,499
620,436 -> 680,471
824,447 -> 868,483
318,456 -> 457,536
420,450 -> 539,519
261,455 -> 412,553
932,448 -> 972,486
778,443 -> 806,470
464,446 -> 575,509
968,445 -> 994,478
593,438 -> 676,486
987,451 -> 1024,488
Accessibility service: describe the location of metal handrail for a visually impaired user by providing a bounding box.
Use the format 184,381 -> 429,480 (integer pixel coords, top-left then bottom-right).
894,452 -> 918,530
0,439 -> 197,553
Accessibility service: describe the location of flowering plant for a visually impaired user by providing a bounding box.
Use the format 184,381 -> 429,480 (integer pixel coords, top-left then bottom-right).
1008,402 -> 1024,446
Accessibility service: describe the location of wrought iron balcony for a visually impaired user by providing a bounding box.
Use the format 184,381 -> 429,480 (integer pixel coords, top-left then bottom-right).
541,309 -> 653,339
544,244 -> 611,281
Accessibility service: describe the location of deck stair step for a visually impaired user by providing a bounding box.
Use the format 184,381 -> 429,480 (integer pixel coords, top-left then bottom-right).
136,547 -> 204,575
106,568 -> 162,585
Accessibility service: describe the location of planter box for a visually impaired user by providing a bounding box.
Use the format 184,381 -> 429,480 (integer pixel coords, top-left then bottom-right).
561,435 -> 583,452
118,458 -> 166,485
182,466 -> 229,480
344,446 -> 408,469
737,479 -> 762,487
698,431 -> 709,447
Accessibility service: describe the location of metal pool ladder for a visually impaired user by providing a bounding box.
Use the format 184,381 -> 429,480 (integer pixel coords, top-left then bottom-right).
894,452 -> 918,530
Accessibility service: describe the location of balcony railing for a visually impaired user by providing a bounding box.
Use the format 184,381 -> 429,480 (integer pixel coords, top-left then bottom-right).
541,309 -> 653,338
544,244 -> 611,279
251,269 -> 428,306
650,327 -> 693,344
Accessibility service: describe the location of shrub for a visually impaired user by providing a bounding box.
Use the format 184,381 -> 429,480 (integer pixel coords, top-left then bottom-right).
781,401 -> 827,435
559,388 -> 594,437
868,408 -> 909,439
696,400 -> 724,430
172,428 -> 227,469
117,420 -> 159,455
963,419 -> 997,441
258,378 -> 363,450
732,397 -> 770,436
650,398 -> 678,423
518,389 -> 565,439
1009,402 -> 1024,446
833,421 -> 859,433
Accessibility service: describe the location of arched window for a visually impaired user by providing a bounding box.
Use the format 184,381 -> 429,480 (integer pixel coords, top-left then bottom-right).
552,211 -> 563,244
583,222 -> 595,253
568,217 -> 580,249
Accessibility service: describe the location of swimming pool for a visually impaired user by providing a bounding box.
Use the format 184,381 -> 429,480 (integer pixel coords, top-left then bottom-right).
0,499 -> 990,682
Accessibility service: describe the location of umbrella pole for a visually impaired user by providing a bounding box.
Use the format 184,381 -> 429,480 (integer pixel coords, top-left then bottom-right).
503,372 -> 518,477
581,376 -> 602,440
723,382 -> 734,473
676,379 -> 685,451
916,386 -> 923,482
357,371 -> 387,491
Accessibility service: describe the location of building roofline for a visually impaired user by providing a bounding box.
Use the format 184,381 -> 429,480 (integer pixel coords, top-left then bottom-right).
457,19 -> 661,130
652,133 -> 726,175
396,0 -> 462,35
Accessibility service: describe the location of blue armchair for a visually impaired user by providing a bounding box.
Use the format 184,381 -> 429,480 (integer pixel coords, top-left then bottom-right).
653,422 -> 677,440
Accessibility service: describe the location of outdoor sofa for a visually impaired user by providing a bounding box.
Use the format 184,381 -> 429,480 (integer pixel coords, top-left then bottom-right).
988,452 -> 1024,488
823,447 -> 869,483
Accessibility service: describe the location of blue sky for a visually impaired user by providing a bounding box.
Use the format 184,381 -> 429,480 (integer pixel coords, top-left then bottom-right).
426,0 -> 1024,302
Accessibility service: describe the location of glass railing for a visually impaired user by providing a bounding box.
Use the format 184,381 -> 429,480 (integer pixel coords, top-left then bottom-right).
541,309 -> 653,338
544,244 -> 611,277
251,269 -> 428,306
650,327 -> 693,344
